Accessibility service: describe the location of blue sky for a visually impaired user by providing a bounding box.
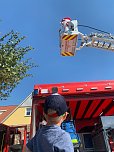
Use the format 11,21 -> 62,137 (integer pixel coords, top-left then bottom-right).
1,0 -> 114,105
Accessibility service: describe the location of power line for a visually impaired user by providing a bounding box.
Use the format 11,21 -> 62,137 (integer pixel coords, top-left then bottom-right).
78,24 -> 110,34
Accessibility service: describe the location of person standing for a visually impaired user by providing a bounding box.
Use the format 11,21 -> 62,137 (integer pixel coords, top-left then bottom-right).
26,93 -> 74,152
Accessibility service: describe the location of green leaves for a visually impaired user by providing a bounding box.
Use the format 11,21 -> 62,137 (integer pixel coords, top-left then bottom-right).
0,30 -> 37,100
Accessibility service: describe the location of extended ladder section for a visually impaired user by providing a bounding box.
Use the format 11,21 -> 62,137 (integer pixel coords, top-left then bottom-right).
84,33 -> 114,51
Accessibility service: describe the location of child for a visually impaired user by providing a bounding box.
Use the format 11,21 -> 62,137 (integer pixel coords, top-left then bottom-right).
26,94 -> 74,152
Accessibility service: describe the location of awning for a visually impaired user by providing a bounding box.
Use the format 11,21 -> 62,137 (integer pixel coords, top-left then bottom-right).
65,93 -> 114,131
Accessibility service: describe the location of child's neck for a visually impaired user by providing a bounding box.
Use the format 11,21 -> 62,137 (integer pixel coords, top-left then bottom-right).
47,121 -> 61,126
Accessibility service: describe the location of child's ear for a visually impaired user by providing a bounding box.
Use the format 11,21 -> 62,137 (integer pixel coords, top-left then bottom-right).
62,112 -> 68,120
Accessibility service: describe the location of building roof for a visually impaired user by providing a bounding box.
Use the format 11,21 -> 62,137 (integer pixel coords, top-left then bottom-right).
0,93 -> 32,124
0,105 -> 17,123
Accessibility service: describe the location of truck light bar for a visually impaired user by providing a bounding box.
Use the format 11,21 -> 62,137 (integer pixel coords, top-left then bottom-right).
34,89 -> 39,95
90,87 -> 98,90
76,88 -> 83,91
105,86 -> 112,89
33,82 -> 114,96
41,89 -> 49,94
62,88 -> 69,92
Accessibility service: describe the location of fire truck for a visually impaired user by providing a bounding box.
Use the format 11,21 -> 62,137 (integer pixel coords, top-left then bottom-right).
31,80 -> 114,152
59,17 -> 114,56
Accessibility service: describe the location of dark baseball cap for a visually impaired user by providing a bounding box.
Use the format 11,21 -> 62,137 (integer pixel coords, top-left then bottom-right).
44,94 -> 68,117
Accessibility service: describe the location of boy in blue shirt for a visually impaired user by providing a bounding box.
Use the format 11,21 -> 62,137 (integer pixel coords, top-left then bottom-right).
26,94 -> 74,152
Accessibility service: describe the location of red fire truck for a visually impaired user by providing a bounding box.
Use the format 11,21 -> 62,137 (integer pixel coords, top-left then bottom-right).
31,80 -> 114,152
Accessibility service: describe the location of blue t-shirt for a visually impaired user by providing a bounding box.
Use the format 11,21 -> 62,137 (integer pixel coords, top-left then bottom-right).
27,125 -> 74,152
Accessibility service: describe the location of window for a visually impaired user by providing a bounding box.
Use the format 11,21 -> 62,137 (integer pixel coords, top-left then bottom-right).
83,133 -> 94,150
25,108 -> 32,116
0,110 -> 7,115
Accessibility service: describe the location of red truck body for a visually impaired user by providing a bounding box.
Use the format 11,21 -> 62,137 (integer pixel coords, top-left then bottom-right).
31,80 -> 114,152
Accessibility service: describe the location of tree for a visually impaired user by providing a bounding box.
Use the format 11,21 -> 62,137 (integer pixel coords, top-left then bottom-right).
0,30 -> 36,100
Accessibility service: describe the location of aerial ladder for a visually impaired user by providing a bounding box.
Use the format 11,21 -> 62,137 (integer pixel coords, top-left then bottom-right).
59,17 -> 114,56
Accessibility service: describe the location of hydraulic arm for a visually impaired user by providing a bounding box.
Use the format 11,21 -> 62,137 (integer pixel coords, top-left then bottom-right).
59,17 -> 114,56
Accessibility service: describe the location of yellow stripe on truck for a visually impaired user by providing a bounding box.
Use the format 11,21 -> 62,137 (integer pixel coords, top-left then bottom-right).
61,51 -> 74,56
68,35 -> 77,40
62,35 -> 71,40
62,35 -> 77,40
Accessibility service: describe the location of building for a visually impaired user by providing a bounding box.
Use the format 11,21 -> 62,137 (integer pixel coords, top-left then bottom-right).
0,94 -> 32,151
0,93 -> 32,130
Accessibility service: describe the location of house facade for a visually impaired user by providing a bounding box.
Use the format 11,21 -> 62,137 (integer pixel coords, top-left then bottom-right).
0,94 -> 32,151
0,93 -> 32,128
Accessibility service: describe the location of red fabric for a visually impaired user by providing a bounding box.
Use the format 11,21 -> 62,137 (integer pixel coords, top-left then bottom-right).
47,112 -> 58,117
62,17 -> 71,21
